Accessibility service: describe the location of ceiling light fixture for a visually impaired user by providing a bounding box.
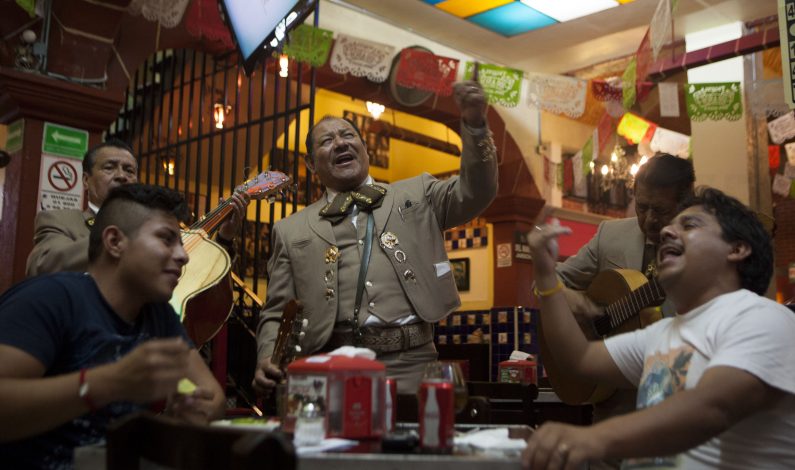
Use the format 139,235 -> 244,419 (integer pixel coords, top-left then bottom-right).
518,0 -> 620,22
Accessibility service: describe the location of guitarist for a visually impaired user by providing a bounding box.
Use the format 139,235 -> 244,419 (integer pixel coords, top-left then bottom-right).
551,153 -> 694,469
26,139 -> 250,277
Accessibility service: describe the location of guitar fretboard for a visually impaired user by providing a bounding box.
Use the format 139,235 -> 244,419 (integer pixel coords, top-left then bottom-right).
594,278 -> 665,336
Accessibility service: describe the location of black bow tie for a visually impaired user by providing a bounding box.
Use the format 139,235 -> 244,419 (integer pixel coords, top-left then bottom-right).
320,184 -> 387,224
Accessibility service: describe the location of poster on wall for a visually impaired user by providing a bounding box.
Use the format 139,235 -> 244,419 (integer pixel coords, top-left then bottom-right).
777,0 -> 795,110
36,154 -> 83,212
496,242 -> 512,268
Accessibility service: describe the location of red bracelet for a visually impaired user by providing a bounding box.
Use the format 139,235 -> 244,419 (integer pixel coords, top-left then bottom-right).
78,368 -> 98,412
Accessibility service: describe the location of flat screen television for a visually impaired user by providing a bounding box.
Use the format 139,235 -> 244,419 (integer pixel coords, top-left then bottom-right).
219,0 -> 318,75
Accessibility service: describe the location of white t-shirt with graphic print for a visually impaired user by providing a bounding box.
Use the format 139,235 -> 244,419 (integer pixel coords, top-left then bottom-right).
604,289 -> 795,469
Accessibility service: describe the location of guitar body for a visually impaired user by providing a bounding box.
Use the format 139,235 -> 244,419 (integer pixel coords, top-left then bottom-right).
170,232 -> 233,345
166,171 -> 290,347
539,269 -> 663,405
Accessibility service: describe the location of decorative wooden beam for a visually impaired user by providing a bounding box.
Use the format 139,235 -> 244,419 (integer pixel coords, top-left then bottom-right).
648,27 -> 780,81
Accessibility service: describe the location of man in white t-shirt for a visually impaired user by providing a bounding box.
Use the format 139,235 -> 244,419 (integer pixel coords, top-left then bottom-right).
523,187 -> 795,470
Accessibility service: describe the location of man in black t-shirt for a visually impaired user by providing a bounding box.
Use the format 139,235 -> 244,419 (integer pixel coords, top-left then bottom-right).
0,184 -> 225,469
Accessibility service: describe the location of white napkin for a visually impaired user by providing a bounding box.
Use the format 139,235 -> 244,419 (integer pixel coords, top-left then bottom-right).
327,346 -> 377,360
295,438 -> 358,455
509,350 -> 534,361
454,428 -> 527,457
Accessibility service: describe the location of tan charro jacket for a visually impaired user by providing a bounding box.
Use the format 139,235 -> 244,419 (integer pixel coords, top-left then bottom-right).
256,124 -> 498,360
26,208 -> 94,277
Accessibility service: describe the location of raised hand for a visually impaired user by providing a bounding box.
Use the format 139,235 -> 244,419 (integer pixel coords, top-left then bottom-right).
527,218 -> 572,277
452,80 -> 488,128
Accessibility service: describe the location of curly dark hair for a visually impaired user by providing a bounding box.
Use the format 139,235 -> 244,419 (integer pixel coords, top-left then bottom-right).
679,187 -> 773,295
88,184 -> 189,262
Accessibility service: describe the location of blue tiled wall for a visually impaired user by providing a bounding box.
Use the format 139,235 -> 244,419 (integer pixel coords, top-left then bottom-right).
435,306 -> 540,382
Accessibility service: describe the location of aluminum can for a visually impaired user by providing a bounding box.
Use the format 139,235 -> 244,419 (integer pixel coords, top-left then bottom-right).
384,378 -> 397,432
418,379 -> 454,453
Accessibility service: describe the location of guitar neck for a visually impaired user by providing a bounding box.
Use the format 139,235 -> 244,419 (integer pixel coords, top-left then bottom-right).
190,198 -> 235,235
603,278 -> 665,329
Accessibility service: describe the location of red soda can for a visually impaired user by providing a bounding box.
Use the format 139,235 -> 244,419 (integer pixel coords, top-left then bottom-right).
385,378 -> 397,433
418,379 -> 454,453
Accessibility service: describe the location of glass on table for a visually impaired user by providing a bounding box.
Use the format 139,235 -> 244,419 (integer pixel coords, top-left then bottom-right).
421,360 -> 469,414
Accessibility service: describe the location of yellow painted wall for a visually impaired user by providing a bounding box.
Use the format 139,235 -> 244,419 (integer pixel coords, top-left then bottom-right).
455,223 -> 494,311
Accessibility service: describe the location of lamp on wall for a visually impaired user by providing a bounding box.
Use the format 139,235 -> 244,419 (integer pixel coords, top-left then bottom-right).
161,156 -> 175,176
366,101 -> 385,120
213,102 -> 232,129
279,53 -> 289,78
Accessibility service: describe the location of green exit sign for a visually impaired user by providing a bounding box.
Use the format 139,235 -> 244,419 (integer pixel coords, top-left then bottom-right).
42,122 -> 88,159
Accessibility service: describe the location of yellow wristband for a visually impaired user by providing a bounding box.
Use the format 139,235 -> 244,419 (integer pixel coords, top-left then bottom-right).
533,279 -> 564,298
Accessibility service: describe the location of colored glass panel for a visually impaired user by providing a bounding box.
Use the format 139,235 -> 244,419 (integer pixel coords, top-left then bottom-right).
436,0 -> 513,18
467,2 -> 556,36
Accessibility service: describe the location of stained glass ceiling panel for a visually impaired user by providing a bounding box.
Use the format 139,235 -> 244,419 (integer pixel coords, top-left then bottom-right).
421,0 -> 637,37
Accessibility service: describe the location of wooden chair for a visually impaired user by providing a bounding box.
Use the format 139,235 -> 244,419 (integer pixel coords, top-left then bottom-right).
106,412 -> 295,470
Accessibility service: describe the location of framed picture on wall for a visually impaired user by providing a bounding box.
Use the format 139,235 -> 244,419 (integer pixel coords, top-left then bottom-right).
450,258 -> 470,292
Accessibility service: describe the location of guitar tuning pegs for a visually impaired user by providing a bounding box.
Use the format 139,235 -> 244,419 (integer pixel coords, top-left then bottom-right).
299,331 -> 306,339
301,319 -> 309,327
294,345 -> 302,353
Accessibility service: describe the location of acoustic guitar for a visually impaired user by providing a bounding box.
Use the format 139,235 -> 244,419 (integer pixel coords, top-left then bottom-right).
538,268 -> 666,405
171,170 -> 290,346
271,299 -> 307,372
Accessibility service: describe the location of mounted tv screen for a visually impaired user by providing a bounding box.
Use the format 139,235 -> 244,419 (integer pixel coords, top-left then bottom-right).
220,0 -> 317,74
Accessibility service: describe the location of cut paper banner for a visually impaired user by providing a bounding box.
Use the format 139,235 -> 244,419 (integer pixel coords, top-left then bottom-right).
622,58 -> 638,110
650,0 -> 672,61
772,173 -> 793,197
464,62 -> 522,107
685,82 -> 743,121
592,79 -> 624,102
658,82 -> 680,117
581,135 -> 596,176
283,24 -> 334,67
330,34 -> 395,83
527,74 -> 587,118
767,112 -> 795,144
786,142 -> 795,166
770,145 -> 781,169
596,112 -> 615,152
748,78 -> 790,118
617,112 -> 653,144
635,30 -> 652,83
395,48 -> 459,96
650,127 -> 690,158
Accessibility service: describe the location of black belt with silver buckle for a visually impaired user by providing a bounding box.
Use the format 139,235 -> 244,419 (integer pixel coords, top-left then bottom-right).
325,322 -> 433,354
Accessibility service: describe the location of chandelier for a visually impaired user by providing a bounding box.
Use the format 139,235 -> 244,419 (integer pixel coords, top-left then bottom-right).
592,144 -> 648,192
